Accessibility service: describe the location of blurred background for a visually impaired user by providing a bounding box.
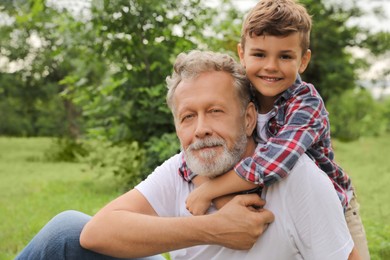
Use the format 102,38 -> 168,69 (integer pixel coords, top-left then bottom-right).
0,0 -> 389,259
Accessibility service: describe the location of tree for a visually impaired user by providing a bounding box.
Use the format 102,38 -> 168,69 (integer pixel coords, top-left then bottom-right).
1,0 -> 388,163
0,0 -> 85,137
297,0 -> 359,101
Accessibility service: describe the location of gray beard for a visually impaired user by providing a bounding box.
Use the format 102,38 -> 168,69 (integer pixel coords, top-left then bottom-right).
183,133 -> 248,178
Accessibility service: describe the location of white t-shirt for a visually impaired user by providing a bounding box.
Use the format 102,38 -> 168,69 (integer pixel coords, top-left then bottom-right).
256,111 -> 273,143
136,153 -> 353,260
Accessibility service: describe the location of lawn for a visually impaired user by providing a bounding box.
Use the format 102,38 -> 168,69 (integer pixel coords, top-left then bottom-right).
1,136 -> 389,259
0,137 -> 122,259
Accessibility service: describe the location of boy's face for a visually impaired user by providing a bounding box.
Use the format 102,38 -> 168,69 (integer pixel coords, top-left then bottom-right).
238,32 -> 311,110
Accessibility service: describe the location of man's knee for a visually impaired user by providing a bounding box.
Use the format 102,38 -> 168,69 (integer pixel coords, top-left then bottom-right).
45,210 -> 91,242
16,210 -> 92,260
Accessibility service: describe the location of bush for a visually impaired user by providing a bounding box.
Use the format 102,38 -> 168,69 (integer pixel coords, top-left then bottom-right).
380,97 -> 390,133
0,100 -> 32,136
327,88 -> 387,141
83,140 -> 146,189
44,138 -> 89,162
43,133 -> 180,190
144,132 -> 180,174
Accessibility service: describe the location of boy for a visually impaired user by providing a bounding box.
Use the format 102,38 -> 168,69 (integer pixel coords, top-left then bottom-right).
182,0 -> 370,259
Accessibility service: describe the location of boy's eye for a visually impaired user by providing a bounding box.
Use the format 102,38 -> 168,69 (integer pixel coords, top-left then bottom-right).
253,53 -> 265,58
280,54 -> 293,60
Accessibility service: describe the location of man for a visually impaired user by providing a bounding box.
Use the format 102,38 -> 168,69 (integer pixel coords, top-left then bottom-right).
16,50 -> 357,260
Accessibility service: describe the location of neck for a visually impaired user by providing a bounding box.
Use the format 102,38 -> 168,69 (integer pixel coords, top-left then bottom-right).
243,137 -> 257,158
256,93 -> 277,114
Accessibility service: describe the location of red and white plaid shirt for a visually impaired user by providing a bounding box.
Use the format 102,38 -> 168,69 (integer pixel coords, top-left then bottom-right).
179,76 -> 352,209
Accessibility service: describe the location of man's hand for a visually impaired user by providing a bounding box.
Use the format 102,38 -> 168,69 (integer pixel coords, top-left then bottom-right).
208,194 -> 274,250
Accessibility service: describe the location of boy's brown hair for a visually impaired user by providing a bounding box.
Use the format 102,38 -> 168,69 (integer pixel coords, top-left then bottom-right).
240,0 -> 312,55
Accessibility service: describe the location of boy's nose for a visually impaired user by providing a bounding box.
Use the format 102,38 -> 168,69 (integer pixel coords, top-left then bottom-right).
264,58 -> 278,71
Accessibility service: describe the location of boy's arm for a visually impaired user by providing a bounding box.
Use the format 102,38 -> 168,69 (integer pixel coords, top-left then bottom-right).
186,169 -> 257,215
235,85 -> 328,187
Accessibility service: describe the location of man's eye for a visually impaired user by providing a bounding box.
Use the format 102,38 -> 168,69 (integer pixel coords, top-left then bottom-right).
181,114 -> 194,122
210,109 -> 223,114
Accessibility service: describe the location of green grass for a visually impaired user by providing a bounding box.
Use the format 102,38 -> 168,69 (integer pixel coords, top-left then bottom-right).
1,136 -> 389,259
0,137 -> 122,260
333,135 -> 390,260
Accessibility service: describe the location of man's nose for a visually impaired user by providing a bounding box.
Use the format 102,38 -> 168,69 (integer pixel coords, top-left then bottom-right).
194,115 -> 212,138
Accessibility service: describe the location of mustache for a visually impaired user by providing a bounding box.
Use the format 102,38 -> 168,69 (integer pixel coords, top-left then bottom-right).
188,138 -> 225,151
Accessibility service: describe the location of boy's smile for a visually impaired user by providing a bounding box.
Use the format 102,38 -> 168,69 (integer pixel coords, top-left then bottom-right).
238,32 -> 311,112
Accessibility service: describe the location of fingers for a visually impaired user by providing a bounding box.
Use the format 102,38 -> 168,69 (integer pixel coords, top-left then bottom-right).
236,194 -> 275,229
257,208 -> 275,225
235,193 -> 266,208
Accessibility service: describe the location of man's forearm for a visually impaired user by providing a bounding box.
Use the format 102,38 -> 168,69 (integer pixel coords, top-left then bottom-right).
80,192 -> 274,258
80,211 -> 218,258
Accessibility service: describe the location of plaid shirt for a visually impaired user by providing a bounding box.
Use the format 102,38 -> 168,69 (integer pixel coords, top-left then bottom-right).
179,76 -> 352,209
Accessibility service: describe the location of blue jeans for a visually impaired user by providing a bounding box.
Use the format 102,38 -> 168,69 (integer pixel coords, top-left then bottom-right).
16,210 -> 166,260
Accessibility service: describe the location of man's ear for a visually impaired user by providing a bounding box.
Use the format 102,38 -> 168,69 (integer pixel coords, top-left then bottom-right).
299,49 -> 311,74
245,102 -> 257,137
237,43 -> 246,67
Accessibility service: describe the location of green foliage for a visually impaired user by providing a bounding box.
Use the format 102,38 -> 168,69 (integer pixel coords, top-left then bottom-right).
0,1 -> 83,137
381,97 -> 390,132
82,140 -> 146,189
1,0 -> 389,182
361,31 -> 390,56
69,0 -> 220,144
327,87 -> 387,141
44,138 -> 89,162
144,132 -> 181,174
300,0 -> 363,101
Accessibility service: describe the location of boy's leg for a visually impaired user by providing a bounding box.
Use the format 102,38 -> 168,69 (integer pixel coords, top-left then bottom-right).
15,210 -> 165,260
345,192 -> 370,260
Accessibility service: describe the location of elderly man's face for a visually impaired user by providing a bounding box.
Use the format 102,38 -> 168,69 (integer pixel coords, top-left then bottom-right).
173,71 -> 254,178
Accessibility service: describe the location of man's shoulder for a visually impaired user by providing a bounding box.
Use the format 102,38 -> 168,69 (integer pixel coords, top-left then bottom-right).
287,155 -> 332,189
153,152 -> 183,173
136,152 -> 184,195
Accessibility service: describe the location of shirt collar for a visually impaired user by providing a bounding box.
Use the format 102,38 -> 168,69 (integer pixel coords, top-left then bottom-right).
274,74 -> 302,105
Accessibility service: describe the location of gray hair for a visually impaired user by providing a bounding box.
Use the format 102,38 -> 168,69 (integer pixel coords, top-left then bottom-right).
166,50 -> 252,115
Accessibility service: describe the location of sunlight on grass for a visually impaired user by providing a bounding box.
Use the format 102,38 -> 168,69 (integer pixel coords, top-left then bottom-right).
333,135 -> 390,260
0,137 -> 123,259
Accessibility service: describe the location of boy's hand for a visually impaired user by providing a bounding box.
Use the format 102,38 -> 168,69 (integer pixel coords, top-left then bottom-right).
186,184 -> 212,215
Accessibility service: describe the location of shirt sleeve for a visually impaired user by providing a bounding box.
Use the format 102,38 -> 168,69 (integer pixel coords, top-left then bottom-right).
234,85 -> 329,186
136,153 -> 184,217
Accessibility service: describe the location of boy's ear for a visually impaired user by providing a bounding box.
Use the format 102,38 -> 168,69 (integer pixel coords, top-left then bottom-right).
237,43 -> 246,67
245,102 -> 257,137
299,49 -> 311,74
